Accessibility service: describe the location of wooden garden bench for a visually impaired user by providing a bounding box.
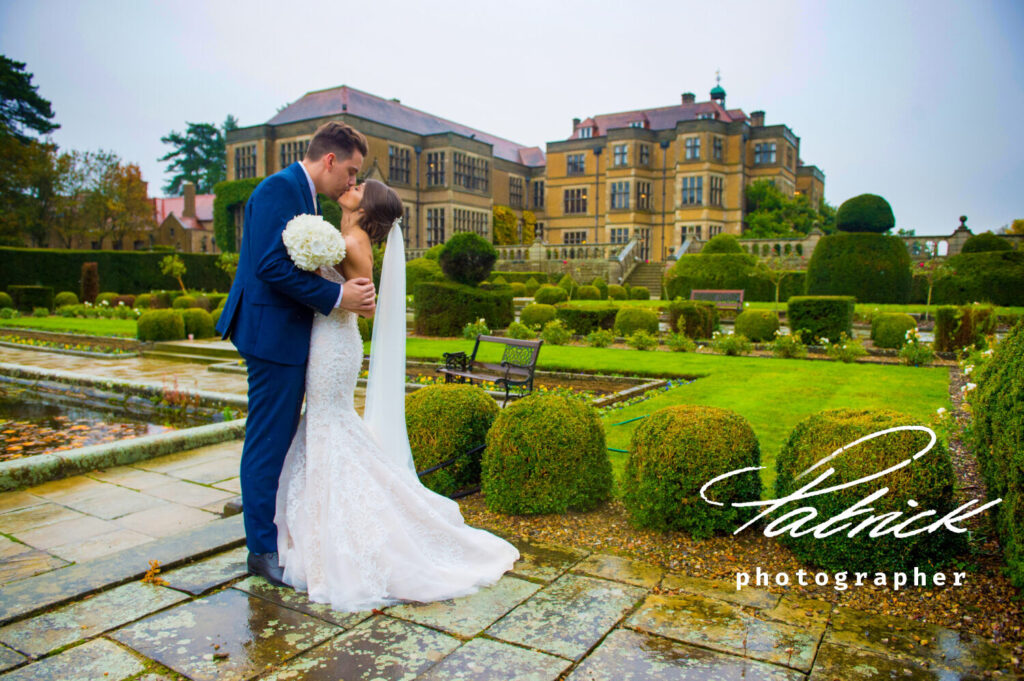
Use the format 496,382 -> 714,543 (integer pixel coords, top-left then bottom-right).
689,289 -> 745,312
438,335 -> 543,406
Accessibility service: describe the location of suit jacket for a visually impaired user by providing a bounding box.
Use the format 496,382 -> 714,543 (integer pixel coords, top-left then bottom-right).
215,163 -> 341,365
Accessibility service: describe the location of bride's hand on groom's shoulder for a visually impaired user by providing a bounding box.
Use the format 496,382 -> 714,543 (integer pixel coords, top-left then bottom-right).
340,277 -> 376,315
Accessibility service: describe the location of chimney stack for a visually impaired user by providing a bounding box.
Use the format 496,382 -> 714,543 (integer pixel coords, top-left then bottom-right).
750,111 -> 765,127
572,117 -> 581,132
183,181 -> 196,219
681,92 -> 696,104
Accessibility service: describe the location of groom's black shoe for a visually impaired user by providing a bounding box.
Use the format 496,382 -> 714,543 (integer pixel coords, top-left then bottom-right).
247,551 -> 288,588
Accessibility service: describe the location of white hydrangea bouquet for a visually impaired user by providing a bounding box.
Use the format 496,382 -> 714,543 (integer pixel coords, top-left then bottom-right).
281,214 -> 346,271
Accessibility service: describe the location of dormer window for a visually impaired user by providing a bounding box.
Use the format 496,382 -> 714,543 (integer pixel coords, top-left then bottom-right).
629,121 -> 644,129
579,127 -> 593,139
697,112 -> 716,120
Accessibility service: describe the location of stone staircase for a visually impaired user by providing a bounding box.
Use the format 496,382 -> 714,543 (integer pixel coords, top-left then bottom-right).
625,263 -> 667,298
142,341 -> 241,365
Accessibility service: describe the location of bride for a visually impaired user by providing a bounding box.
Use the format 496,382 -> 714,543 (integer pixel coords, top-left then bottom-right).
274,179 -> 519,611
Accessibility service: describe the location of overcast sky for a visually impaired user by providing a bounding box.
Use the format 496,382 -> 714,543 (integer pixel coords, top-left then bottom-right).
1,0 -> 1021,235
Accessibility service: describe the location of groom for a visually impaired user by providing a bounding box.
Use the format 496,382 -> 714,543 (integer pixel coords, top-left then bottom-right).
216,121 -> 376,585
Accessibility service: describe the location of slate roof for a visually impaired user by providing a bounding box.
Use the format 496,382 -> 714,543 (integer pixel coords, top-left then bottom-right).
570,99 -> 748,139
153,195 -> 214,223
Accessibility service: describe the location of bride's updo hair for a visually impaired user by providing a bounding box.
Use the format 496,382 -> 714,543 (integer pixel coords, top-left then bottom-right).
358,180 -> 403,245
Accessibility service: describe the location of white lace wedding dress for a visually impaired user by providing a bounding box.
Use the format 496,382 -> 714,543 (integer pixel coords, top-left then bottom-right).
274,264 -> 519,612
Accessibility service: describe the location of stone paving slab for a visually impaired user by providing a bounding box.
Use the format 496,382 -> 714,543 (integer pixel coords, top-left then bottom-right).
0,539 -> 28,562
486,572 -> 648,661
566,627 -> 804,681
507,537 -> 590,583
169,456 -> 241,485
387,574 -> 541,637
49,527 -> 153,563
764,594 -> 832,632
0,645 -> 25,674
661,572 -> 782,610
809,641 -> 974,680
113,503 -> 217,538
825,606 -> 1014,675
0,638 -> 145,681
626,592 -> 821,672
0,502 -> 85,534
88,466 -> 177,491
13,514 -> 116,550
111,587 -> 341,681
144,479 -> 237,509
262,614 -> 461,681
0,492 -> 43,515
0,581 -> 188,658
571,552 -> 664,588
161,545 -> 248,596
0,550 -> 68,586
233,576 -> 372,629
59,485 -> 167,519
417,636 -> 572,681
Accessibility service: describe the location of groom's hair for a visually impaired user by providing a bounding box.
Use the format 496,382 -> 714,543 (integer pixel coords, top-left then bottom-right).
305,122 -> 368,162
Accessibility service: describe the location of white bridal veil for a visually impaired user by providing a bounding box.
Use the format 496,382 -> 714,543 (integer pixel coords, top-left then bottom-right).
363,220 -> 417,477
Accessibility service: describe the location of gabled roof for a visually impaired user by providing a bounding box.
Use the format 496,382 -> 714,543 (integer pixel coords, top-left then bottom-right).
267,85 -> 545,167
161,213 -> 209,231
152,195 -> 214,223
570,99 -> 747,139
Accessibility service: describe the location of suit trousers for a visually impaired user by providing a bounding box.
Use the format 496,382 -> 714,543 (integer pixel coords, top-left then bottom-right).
239,352 -> 307,554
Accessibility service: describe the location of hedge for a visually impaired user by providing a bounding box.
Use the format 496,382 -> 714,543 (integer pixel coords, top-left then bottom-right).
934,304 -> 997,352
576,285 -> 600,300
0,248 -> 231,295
607,284 -> 628,300
927,251 -> 1024,307
805,232 -> 911,303
554,303 -> 618,335
787,296 -> 855,343
870,313 -> 917,349
413,281 -> 513,336
488,271 -> 550,285
667,299 -> 719,339
407,257 -> 444,295
535,285 -> 569,305
7,285 -> 53,312
961,231 -> 1012,254
614,307 -> 659,337
137,309 -> 186,341
181,308 -> 216,338
212,177 -> 263,253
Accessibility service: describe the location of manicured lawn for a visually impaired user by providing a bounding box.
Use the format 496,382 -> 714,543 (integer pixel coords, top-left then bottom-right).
0,317 -> 137,337
390,337 -> 951,492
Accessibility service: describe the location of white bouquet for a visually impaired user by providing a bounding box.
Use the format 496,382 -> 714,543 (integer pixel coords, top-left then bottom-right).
281,214 -> 346,271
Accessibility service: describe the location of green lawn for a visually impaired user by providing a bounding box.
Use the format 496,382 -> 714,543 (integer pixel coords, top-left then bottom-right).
389,337 -> 951,492
0,317 -> 138,337
546,298 -> 1024,318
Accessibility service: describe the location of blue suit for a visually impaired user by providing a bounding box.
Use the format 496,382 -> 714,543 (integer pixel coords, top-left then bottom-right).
216,162 -> 341,554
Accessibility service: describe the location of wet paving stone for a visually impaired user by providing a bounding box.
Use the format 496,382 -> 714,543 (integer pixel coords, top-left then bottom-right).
386,574 -> 541,637
507,538 -> 590,583
571,553 -> 664,588
809,641 -> 972,680
824,606 -> 1015,675
486,572 -> 647,661
626,592 -> 820,672
161,546 -> 248,595
660,572 -> 781,610
0,549 -> 67,585
232,576 -> 372,629
0,644 -> 25,673
0,581 -> 188,658
764,594 -> 832,632
566,628 -> 804,681
417,636 -> 571,681
0,638 -> 144,681
110,588 -> 342,681
261,615 -> 461,681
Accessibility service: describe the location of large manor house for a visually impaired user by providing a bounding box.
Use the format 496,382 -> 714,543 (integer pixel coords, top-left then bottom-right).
226,79 -> 825,263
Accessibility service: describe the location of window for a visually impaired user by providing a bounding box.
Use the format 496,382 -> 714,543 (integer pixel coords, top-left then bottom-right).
639,144 -> 650,167
452,154 -> 489,192
535,221 -> 544,241
681,176 -> 703,205
578,127 -> 593,139
388,146 -> 411,184
636,181 -> 652,211
713,137 -> 723,161
710,176 -> 724,206
787,147 -> 794,169
234,144 -> 256,179
426,207 -> 445,246
453,208 -> 489,237
629,121 -> 644,128
683,224 -> 702,240
566,153 -> 586,175
613,144 -> 628,167
509,176 -> 524,208
685,137 -> 701,160
563,188 -> 588,214
636,227 -> 651,260
563,230 -> 586,244
426,152 -> 445,186
709,224 -> 723,237
697,112 -> 715,120
754,142 -> 777,164
609,227 -> 630,244
532,180 -> 545,209
280,139 -> 308,168
610,181 -> 630,210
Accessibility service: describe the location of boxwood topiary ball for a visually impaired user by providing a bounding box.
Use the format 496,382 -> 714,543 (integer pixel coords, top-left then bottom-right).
775,408 -> 961,573
137,309 -> 185,341
629,286 -> 651,300
406,384 -> 499,497
180,308 -> 215,338
534,285 -> 568,305
870,312 -> 917,349
607,284 -> 628,300
734,310 -> 780,342
836,193 -> 895,233
613,307 -> 659,337
54,291 -> 79,307
621,405 -> 761,536
482,393 -> 612,514
520,303 -> 557,329
438,232 -> 497,286
172,295 -> 197,309
576,285 -> 600,300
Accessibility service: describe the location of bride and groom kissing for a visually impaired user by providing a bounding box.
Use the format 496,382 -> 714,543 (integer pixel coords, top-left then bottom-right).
215,122 -> 518,611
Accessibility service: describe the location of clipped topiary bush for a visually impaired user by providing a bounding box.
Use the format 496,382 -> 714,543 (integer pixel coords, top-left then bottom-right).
930,251 -> 1024,307
775,408 -> 961,572
607,284 -> 627,300
701,233 -> 744,254
669,300 -> 719,339
590,277 -> 608,299
524,277 -> 541,296
405,257 -> 443,296
805,232 -> 911,303
54,291 -> 79,307
482,393 -> 612,514
663,253 -> 758,302
80,261 -> 99,303
172,295 -> 197,309
621,405 -> 761,536
113,295 -> 135,308
787,296 -> 855,343
520,303 -> 557,329
555,303 -> 618,335
557,274 -> 578,300
8,285 -> 53,312
211,307 -> 222,329
505,321 -> 535,340
134,293 -> 153,309
357,315 -> 373,342
835,193 -> 895,233
576,285 -> 600,300
509,282 -> 527,297
961,231 -> 1012,254
424,244 -> 445,260
734,310 -> 780,342
180,308 -> 215,338
614,307 -> 659,337
413,282 -> 513,336
406,384 -> 499,497
870,313 -> 917,349
629,286 -> 650,300
95,292 -> 119,306
192,295 -> 212,311
439,232 -> 497,286
534,285 -> 569,305
0,292 -> 12,309
934,304 -> 997,352
539,319 -> 572,345
137,309 -> 186,341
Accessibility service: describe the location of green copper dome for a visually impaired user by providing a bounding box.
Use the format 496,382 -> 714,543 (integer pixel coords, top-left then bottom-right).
710,84 -> 726,99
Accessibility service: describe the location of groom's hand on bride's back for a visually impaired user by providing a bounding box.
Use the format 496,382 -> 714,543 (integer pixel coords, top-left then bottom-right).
340,277 -> 376,315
